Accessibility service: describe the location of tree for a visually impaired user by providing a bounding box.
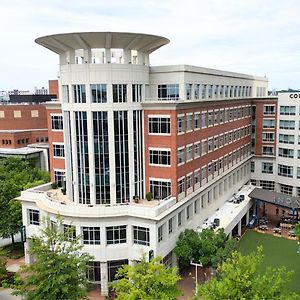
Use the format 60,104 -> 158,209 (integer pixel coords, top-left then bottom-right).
175,228 -> 236,269
112,255 -> 181,300
13,217 -> 92,300
196,247 -> 300,300
0,157 -> 50,245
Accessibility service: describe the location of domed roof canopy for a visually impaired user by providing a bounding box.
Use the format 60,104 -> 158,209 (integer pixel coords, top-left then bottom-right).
35,32 -> 170,54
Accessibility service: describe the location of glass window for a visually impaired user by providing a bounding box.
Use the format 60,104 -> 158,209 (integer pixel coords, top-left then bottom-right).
106,226 -> 127,244
28,209 -> 39,225
150,180 -> 171,200
186,174 -> 193,190
63,224 -> 76,240
113,84 -> 127,102
262,146 -> 274,155
262,132 -> 274,142
149,149 -> 171,166
194,143 -> 200,158
279,148 -> 294,158
279,120 -> 295,130
279,134 -> 294,144
178,178 -> 185,195
82,227 -> 101,245
132,84 -> 142,102
263,105 -> 275,115
87,261 -> 101,282
278,164 -> 293,178
148,117 -> 170,134
73,84 -> 86,103
158,225 -> 163,242
177,115 -> 184,133
54,170 -> 65,188
280,106 -> 296,115
186,145 -> 193,161
53,144 -> 65,158
91,84 -> 107,103
261,162 -> 273,174
194,113 -> 200,129
262,119 -> 275,128
178,210 -> 183,226
51,115 -> 63,130
186,114 -> 193,131
158,84 -> 179,100
177,148 -> 185,165
168,218 -> 173,234
186,84 -> 192,100
133,226 -> 150,246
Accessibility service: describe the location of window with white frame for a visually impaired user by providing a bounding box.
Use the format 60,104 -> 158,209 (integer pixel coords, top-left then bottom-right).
177,148 -> 185,165
158,225 -> 163,242
259,180 -> 275,191
202,85 -> 207,99
280,184 -> 293,195
91,84 -> 107,103
194,169 -> 200,187
278,164 -> 293,178
148,116 -> 170,134
54,170 -> 65,188
178,211 -> 183,226
168,218 -> 173,234
186,114 -> 193,131
219,134 -> 224,147
73,84 -> 86,103
280,106 -> 296,115
202,140 -> 207,155
113,84 -> 127,102
51,115 -> 63,130
263,105 -> 275,115
82,227 -> 101,245
279,120 -> 295,130
106,225 -> 127,245
186,84 -> 192,100
133,226 -> 150,246
177,115 -> 184,133
178,178 -> 185,195
298,150 -> 300,159
279,148 -> 294,158
214,136 -> 218,150
261,162 -> 273,174
149,149 -> 171,166
186,174 -> 193,190
150,180 -> 171,200
63,224 -> 76,240
194,199 -> 199,214
53,144 -> 65,158
201,166 -> 207,181
158,84 -> 179,100
194,143 -> 200,158
208,111 -> 213,126
132,84 -> 142,102
279,134 -> 294,144
186,205 -> 191,219
194,113 -> 200,129
194,84 -> 200,99
262,132 -> 274,142
262,119 -> 275,128
186,145 -> 193,161
208,138 -> 213,152
297,167 -> 300,179
214,111 -> 219,125
28,209 -> 40,225
201,112 -> 207,128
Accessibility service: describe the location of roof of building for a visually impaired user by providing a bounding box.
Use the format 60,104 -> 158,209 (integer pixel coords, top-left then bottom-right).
35,32 -> 170,54
249,188 -> 300,210
0,146 -> 44,156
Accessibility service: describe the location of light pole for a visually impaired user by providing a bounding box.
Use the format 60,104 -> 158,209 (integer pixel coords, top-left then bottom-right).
190,259 -> 203,296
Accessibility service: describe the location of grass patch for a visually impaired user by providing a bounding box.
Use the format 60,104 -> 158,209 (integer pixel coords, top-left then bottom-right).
3,242 -> 24,259
239,230 -> 300,294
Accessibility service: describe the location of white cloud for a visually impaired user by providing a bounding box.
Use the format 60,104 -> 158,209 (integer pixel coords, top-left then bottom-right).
0,0 -> 300,90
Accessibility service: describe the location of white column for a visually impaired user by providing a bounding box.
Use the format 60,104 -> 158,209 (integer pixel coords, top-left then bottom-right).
100,262 -> 109,296
238,220 -> 242,236
128,109 -> 135,202
246,211 -> 250,224
105,48 -> 111,63
108,109 -> 116,205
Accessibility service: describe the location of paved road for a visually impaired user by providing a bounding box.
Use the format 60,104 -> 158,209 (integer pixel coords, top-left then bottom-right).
0,234 -> 21,248
0,289 -> 21,299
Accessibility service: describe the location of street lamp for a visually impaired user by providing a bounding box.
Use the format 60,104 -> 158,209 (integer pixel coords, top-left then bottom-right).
190,259 -> 203,296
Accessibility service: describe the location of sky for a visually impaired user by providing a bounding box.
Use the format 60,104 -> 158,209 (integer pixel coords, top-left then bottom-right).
1,0 -> 300,92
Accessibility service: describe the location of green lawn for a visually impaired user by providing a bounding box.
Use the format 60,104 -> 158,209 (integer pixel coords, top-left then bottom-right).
239,230 -> 300,294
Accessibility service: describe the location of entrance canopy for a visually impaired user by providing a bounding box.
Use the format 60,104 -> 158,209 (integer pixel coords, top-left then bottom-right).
249,188 -> 300,210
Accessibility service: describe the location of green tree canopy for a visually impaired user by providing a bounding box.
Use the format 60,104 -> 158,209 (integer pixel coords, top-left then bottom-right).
0,157 -> 50,243
112,255 -> 181,300
175,228 -> 236,268
196,247 -> 300,300
13,217 -> 92,300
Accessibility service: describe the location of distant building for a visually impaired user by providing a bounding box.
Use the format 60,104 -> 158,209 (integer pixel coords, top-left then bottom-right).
0,101 -> 49,170
34,86 -> 48,95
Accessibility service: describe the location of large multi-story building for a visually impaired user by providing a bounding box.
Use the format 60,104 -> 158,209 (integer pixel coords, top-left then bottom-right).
19,32 -> 277,295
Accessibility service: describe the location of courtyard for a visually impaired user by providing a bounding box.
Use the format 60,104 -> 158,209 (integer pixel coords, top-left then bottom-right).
239,230 -> 300,294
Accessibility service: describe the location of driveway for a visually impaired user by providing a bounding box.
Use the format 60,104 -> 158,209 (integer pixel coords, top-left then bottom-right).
0,289 -> 21,299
